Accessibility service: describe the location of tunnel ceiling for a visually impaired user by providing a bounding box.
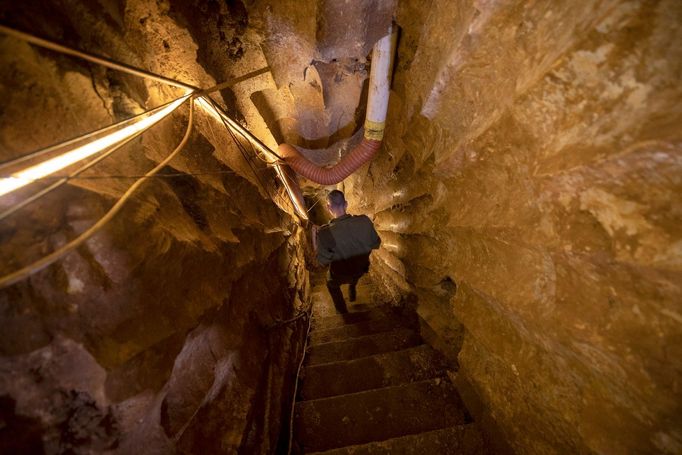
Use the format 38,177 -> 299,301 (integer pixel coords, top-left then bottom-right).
2,0 -> 393,177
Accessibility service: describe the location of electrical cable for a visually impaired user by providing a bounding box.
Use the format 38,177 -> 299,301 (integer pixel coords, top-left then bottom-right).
204,100 -> 290,211
202,95 -> 285,162
287,310 -> 312,455
0,24 -> 311,217
0,168 -> 274,181
239,133 -> 300,216
266,310 -> 308,330
0,128 -> 145,222
306,197 -> 321,213
229,123 -> 292,212
0,24 -> 308,276
0,95 -> 190,221
0,99 -> 194,289
228,122 -> 279,166
0,97 -> 182,172
210,109 -> 303,218
197,96 -> 309,219
0,24 -> 197,93
207,97 -> 274,199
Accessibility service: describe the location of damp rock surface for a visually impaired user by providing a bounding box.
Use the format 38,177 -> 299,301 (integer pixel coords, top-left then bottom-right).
0,0 -> 315,453
345,0 -> 682,454
0,0 -> 680,454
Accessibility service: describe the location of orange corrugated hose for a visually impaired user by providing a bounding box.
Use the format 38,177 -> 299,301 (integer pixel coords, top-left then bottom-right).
278,24 -> 395,186
278,138 -> 382,186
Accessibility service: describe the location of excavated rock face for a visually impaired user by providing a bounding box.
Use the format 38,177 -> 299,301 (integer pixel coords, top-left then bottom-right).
0,0 -> 397,452
0,0 -> 320,453
2,0 -> 680,454
345,0 -> 682,453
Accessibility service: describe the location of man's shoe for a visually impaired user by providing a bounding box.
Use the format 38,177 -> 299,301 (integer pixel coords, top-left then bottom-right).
349,285 -> 357,302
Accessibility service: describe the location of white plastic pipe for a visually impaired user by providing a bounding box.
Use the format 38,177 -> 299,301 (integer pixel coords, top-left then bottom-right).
364,23 -> 395,141
278,23 -> 397,184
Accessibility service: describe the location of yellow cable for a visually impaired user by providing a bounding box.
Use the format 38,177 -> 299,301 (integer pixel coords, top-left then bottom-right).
0,24 -> 197,93
0,128 -> 145,222
0,95 -> 191,220
0,97 -> 182,172
0,99 -> 194,289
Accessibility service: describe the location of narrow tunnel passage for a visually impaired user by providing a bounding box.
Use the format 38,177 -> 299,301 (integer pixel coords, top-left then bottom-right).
292,276 -> 487,454
1,1 -> 681,454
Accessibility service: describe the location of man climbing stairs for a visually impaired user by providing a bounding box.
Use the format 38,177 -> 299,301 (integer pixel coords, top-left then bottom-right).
292,279 -> 491,454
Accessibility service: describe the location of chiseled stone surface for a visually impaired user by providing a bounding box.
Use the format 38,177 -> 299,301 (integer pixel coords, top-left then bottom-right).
1,0 -> 680,453
345,0 -> 682,453
0,1 -> 311,453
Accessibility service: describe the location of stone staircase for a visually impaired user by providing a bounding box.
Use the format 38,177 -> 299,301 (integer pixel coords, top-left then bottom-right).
292,279 -> 490,454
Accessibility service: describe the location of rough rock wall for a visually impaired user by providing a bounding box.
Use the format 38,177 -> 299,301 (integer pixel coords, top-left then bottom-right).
345,0 -> 682,453
250,0 -> 395,165
0,1 -> 309,453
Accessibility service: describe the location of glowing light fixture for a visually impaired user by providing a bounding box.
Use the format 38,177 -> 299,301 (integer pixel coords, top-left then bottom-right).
196,96 -> 309,220
273,163 -> 309,220
0,95 -> 191,198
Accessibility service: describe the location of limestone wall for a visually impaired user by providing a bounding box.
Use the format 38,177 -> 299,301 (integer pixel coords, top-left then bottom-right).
1,0 -> 680,453
0,1 -> 309,453
346,0 -> 682,453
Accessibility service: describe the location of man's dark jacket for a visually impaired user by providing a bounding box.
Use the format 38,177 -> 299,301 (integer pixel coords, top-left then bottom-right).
316,214 -> 381,277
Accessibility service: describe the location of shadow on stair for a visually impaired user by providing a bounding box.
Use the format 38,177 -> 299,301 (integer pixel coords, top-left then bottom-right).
291,275 -> 492,454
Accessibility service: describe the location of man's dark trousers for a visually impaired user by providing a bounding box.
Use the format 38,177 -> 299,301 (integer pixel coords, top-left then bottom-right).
325,254 -> 370,313
326,273 -> 360,314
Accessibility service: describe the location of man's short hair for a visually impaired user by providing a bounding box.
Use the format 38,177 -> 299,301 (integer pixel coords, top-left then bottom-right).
327,189 -> 346,207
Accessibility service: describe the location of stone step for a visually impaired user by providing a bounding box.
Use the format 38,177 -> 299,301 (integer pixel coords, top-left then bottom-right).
313,307 -> 389,331
313,302 -> 380,319
309,424 -> 490,454
300,345 -> 449,400
306,328 -> 421,366
310,316 -> 410,345
294,378 -> 468,453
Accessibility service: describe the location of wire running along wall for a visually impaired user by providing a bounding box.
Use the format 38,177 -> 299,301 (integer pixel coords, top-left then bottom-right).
0,24 -> 306,288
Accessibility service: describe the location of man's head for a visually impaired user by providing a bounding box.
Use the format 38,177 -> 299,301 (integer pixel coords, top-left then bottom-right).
326,190 -> 348,218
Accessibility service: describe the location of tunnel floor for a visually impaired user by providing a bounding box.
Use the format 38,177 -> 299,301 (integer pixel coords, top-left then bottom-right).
291,276 -> 490,453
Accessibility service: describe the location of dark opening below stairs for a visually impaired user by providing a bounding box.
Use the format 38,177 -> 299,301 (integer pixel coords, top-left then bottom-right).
292,276 -> 491,454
